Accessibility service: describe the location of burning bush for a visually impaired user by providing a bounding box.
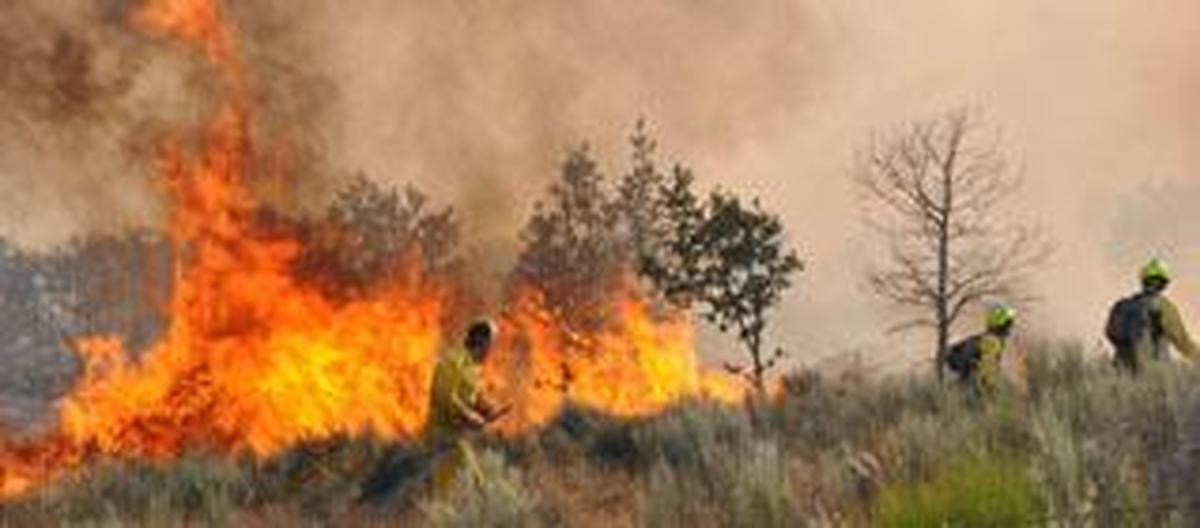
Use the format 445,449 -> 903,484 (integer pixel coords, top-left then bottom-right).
514,121 -> 803,396
0,0 -> 754,499
295,174 -> 462,300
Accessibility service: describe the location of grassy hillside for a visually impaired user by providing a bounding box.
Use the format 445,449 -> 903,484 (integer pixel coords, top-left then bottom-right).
3,342 -> 1199,527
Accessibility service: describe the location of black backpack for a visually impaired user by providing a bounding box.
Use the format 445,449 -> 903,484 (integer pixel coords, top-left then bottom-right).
945,335 -> 983,377
1105,293 -> 1154,348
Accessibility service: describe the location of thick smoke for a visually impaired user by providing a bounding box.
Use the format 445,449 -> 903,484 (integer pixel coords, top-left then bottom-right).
1,0 -> 1198,366
0,0 -> 341,241
0,0 -> 170,242
764,0 -> 1200,366
308,0 -> 818,274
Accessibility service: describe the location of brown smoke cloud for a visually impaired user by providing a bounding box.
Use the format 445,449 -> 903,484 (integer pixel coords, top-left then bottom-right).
0,0 -> 340,241
0,0 -> 179,242
310,0 -> 818,273
724,0 -> 1200,367
839,0 -> 1200,365
2,0 -> 1198,366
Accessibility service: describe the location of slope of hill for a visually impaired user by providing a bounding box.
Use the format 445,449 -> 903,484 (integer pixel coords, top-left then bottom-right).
1,342 -> 1197,526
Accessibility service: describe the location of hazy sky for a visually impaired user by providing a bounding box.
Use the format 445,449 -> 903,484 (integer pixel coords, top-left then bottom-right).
2,0 -> 1198,368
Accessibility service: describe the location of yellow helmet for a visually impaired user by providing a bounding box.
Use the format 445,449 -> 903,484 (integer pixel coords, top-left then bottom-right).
1141,258 -> 1172,284
986,304 -> 1017,331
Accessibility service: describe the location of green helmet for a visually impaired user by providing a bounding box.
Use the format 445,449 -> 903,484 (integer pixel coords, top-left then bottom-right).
986,304 -> 1017,331
1141,258 -> 1172,284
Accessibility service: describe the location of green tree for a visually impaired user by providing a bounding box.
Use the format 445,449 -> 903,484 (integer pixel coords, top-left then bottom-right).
297,174 -> 460,298
515,121 -> 803,394
35,231 -> 173,350
613,119 -> 669,259
640,172 -> 803,395
514,146 -> 624,333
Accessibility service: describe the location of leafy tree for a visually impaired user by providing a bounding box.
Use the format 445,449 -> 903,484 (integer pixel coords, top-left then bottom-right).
515,121 -> 803,393
0,238 -> 76,413
854,108 -> 1052,380
297,174 -> 460,298
514,145 -> 625,333
0,232 -> 173,420
640,172 -> 803,394
613,119 -> 669,259
34,231 -> 173,351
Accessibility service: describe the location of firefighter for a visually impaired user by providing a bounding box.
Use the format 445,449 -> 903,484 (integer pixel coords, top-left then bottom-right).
945,304 -> 1018,401
426,320 -> 505,498
1105,258 -> 1197,374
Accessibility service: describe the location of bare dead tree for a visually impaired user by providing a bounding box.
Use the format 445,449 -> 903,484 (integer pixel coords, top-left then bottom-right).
855,108 -> 1052,380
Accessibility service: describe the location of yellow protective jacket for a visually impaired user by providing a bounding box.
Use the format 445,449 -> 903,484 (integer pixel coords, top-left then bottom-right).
425,347 -> 487,497
973,332 -> 1007,395
425,347 -> 483,445
1146,294 -> 1198,360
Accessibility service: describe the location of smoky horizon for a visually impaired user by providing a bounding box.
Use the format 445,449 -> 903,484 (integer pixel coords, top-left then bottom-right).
2,0 -> 1199,369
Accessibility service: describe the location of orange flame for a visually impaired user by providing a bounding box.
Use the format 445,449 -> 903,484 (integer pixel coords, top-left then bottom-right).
0,0 -> 744,497
64,106 -> 446,454
487,288 -> 745,435
0,105 -> 447,493
134,0 -> 238,75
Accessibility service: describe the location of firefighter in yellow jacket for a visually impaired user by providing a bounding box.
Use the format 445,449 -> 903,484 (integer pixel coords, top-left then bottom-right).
945,304 -> 1018,401
1106,259 -> 1198,373
426,320 -> 505,498
975,305 -> 1016,396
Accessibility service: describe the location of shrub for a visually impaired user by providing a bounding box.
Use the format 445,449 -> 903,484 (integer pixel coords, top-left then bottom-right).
641,438 -> 799,528
3,341 -> 1198,525
1024,340 -> 1088,403
426,449 -> 543,528
874,454 -> 1044,527
775,370 -> 885,456
635,404 -> 800,527
1,453 -> 249,526
1029,409 -> 1087,524
891,413 -> 957,484
250,434 -> 394,518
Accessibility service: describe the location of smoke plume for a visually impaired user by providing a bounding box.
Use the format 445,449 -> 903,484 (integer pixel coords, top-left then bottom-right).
1,0 -> 1198,366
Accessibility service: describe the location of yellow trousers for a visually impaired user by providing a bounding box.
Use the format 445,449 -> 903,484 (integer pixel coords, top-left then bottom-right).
430,439 -> 482,500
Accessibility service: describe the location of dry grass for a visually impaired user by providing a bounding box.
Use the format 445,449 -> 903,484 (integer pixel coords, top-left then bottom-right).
4,342 -> 1200,526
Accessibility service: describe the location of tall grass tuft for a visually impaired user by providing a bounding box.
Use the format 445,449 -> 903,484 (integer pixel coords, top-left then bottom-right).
0,453 -> 249,526
426,448 -> 543,528
875,454 -> 1044,527
2,340 -> 1200,525
635,404 -> 800,527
